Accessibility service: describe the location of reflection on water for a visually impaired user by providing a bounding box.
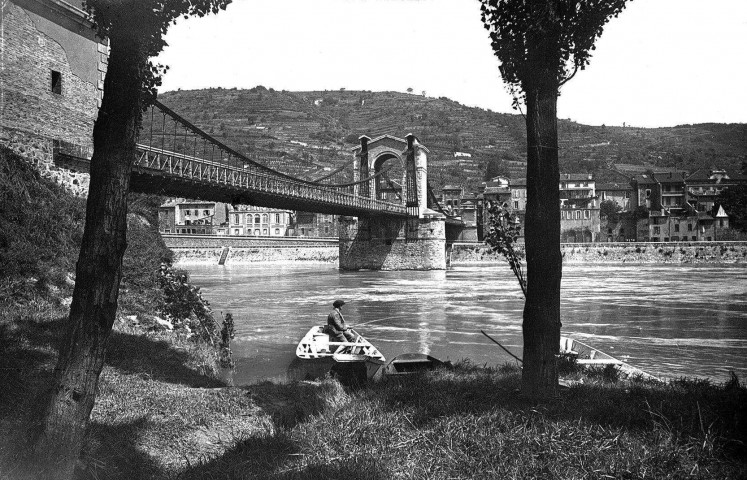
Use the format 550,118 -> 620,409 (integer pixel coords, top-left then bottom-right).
187,263 -> 747,385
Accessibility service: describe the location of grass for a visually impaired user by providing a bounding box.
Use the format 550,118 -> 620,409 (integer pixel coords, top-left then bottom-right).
2,303 -> 745,480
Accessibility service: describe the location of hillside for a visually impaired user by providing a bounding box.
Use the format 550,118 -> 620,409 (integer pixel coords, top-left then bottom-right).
156,87 -> 747,192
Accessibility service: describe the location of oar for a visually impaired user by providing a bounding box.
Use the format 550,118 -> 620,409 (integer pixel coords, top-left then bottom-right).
352,315 -> 409,329
481,330 -> 523,364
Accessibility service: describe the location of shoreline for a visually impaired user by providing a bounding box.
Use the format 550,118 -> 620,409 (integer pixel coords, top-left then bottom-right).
164,236 -> 747,266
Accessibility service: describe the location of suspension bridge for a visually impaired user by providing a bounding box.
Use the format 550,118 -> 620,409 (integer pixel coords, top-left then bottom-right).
58,99 -> 463,269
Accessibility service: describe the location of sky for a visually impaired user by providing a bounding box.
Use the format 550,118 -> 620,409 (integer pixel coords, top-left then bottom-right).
156,0 -> 747,128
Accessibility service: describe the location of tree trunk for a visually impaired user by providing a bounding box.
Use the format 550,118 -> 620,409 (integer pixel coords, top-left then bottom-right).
520,27 -> 563,398
30,34 -> 144,479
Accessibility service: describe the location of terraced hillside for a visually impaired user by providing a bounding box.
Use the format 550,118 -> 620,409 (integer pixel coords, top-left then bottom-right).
156,87 -> 747,192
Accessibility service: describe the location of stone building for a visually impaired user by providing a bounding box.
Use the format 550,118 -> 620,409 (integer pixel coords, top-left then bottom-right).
159,200 -> 291,236
291,212 -> 338,237
1,0 -> 106,195
229,206 -> 292,237
159,200 -> 229,235
597,182 -> 632,210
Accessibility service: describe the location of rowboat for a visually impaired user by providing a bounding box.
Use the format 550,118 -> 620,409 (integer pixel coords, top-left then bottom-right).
296,326 -> 385,362
560,336 -> 660,381
295,326 -> 386,383
380,353 -> 447,376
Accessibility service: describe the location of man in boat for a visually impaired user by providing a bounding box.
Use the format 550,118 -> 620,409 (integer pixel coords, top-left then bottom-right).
326,299 -> 357,344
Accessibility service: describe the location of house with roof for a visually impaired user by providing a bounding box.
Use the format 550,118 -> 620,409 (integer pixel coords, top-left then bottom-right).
686,169 -> 747,214
596,182 -> 632,210
559,174 -> 600,243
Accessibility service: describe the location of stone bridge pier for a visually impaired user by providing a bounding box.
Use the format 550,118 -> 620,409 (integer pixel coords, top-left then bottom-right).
339,134 -> 446,270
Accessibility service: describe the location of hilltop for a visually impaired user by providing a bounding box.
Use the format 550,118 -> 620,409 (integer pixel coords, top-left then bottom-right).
157,87 -> 747,191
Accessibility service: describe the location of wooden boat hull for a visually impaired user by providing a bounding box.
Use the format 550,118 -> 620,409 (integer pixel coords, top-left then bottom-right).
560,336 -> 660,381
296,326 -> 385,362
376,353 -> 447,380
295,326 -> 386,382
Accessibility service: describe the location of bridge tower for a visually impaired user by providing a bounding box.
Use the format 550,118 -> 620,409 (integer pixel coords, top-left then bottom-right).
340,134 -> 446,270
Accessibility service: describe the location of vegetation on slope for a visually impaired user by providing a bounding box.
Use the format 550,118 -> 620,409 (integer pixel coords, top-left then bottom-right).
157,87 -> 747,192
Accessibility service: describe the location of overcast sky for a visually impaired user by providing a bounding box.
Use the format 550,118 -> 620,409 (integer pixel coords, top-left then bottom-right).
156,0 -> 747,128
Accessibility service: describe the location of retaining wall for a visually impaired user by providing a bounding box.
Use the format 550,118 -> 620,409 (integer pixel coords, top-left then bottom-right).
450,242 -> 747,264
163,235 -> 338,265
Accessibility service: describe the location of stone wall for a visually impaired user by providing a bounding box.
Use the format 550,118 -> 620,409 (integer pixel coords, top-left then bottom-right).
1,1 -> 104,197
450,242 -> 747,264
162,235 -> 338,265
1,2 -> 102,150
338,215 -> 446,270
0,127 -> 90,196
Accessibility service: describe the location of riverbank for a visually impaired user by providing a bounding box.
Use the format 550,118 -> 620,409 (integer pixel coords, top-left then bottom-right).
163,235 -> 747,266
451,241 -> 747,264
2,300 -> 745,479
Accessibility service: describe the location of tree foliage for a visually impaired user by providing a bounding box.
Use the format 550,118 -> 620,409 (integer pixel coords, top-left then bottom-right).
599,199 -> 623,223
716,185 -> 747,232
484,202 -> 526,296
479,0 -> 631,106
83,0 -> 231,111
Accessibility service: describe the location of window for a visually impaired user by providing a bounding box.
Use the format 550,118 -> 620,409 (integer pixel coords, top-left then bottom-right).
583,210 -> 590,219
263,229 -> 268,235
247,229 -> 253,236
185,210 -> 191,216
653,226 -> 660,234
233,229 -> 240,235
300,228 -> 305,235
51,70 -> 62,94
275,214 -> 280,223
692,236 -> 697,241
255,214 -> 260,224
262,214 -> 268,223
514,201 -> 519,209
254,229 -> 260,235
325,226 -> 329,234
164,229 -> 170,234
720,219 -> 724,227
688,224 -> 693,231
274,228 -> 279,235
575,210 -> 581,220
185,220 -> 191,225
645,189 -> 651,199
674,224 -> 679,232
232,214 -> 239,224
203,210 -> 209,216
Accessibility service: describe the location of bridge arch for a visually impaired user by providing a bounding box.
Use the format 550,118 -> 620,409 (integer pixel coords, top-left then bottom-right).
352,134 -> 430,218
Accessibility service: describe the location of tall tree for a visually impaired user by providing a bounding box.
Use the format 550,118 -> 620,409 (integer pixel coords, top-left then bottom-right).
479,0 -> 630,398
30,1 -> 230,477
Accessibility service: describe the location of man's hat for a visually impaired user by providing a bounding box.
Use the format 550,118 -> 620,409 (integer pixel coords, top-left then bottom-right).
333,299 -> 345,308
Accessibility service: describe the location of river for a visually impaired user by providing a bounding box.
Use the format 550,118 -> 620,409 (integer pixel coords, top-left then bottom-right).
186,263 -> 747,385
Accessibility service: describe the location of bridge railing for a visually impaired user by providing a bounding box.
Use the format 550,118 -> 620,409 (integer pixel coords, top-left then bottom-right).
134,144 -> 408,214
136,101 -> 407,215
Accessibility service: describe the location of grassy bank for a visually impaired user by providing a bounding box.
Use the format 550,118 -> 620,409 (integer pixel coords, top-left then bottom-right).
1,308 -> 745,480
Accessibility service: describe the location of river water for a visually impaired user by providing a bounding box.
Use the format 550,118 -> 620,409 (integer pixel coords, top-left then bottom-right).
186,263 -> 747,385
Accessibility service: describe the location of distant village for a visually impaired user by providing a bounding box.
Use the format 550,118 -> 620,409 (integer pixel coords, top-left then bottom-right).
159,167 -> 745,243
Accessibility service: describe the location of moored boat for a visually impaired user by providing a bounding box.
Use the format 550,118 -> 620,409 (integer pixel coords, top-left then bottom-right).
381,353 -> 447,376
560,336 -> 660,381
